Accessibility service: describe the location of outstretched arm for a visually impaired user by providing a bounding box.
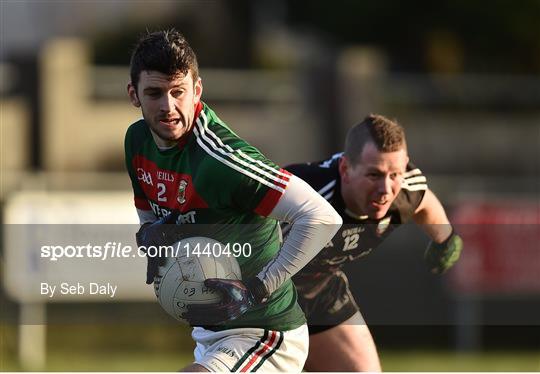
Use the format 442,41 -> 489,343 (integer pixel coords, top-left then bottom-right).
413,189 -> 452,243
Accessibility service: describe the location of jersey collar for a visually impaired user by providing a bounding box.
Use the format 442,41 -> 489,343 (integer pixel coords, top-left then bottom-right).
344,208 -> 369,220
175,101 -> 204,150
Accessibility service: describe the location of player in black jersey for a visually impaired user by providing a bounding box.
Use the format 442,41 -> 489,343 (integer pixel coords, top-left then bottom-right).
284,114 -> 463,371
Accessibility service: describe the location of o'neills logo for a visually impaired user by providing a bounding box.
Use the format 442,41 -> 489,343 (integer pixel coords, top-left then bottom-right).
177,180 -> 188,204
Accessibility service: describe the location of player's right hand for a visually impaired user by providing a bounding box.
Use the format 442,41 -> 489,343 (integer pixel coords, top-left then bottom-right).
136,212 -> 180,284
183,277 -> 268,326
424,230 -> 463,274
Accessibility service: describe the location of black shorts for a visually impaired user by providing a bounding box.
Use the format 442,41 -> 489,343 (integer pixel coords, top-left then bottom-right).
294,270 -> 360,335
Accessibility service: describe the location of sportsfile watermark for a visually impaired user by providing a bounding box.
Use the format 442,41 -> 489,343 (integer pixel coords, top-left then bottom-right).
40,241 -> 252,262
2,223 -> 539,326
40,242 -> 143,262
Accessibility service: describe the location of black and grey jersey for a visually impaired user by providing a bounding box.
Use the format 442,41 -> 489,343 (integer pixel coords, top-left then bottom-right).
284,152 -> 427,275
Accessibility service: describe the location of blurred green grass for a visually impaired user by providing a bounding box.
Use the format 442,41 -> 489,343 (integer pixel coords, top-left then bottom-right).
1,324 -> 539,371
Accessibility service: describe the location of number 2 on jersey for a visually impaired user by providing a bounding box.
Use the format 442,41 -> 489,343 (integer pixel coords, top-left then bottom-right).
157,182 -> 167,202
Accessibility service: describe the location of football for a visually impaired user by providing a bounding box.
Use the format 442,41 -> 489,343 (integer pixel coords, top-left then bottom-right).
153,236 -> 242,324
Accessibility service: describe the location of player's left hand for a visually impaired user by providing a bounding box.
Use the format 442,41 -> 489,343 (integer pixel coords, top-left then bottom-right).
183,277 -> 268,326
424,230 -> 463,274
136,211 -> 181,284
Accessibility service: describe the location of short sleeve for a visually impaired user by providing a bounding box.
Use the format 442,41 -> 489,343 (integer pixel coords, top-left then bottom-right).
395,161 -> 428,222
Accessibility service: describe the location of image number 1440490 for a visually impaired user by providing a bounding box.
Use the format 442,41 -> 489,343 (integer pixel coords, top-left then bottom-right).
184,240 -> 252,258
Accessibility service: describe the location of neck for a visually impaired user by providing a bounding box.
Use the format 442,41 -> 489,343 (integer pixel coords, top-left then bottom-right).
340,180 -> 367,218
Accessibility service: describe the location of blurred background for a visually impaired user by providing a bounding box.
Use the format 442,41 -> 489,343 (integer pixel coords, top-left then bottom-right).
1,0 -> 539,371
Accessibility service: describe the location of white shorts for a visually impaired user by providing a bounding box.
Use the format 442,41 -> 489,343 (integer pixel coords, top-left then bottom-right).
192,324 -> 309,372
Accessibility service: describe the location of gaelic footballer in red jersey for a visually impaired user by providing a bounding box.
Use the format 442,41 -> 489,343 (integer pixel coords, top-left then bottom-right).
124,29 -> 341,372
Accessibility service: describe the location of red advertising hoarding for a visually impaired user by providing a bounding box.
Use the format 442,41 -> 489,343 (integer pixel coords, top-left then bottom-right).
449,199 -> 540,295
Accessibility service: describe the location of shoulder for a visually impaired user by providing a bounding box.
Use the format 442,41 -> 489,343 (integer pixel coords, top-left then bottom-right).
125,119 -> 151,153
193,104 -> 257,156
192,104 -> 286,188
285,153 -> 341,196
394,162 -> 428,218
125,119 -> 148,139
400,162 -> 428,193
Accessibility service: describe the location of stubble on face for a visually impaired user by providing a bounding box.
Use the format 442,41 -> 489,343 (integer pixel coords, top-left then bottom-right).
341,143 -> 408,220
134,70 -> 201,148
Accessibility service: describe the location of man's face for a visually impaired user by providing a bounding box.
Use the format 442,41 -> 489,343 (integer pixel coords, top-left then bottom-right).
128,70 -> 202,147
339,142 -> 408,220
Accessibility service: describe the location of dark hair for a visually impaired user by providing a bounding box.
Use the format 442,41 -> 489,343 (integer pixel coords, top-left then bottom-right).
344,114 -> 407,164
129,29 -> 199,90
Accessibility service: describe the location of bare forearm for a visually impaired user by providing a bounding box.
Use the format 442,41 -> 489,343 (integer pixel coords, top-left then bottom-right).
413,189 -> 452,243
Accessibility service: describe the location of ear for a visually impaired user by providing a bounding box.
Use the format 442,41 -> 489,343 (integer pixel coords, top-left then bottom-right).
339,156 -> 350,184
127,82 -> 141,107
193,77 -> 203,103
401,148 -> 410,171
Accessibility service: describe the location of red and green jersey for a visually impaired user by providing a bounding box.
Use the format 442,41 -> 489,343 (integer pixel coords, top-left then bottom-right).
125,102 -> 305,330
